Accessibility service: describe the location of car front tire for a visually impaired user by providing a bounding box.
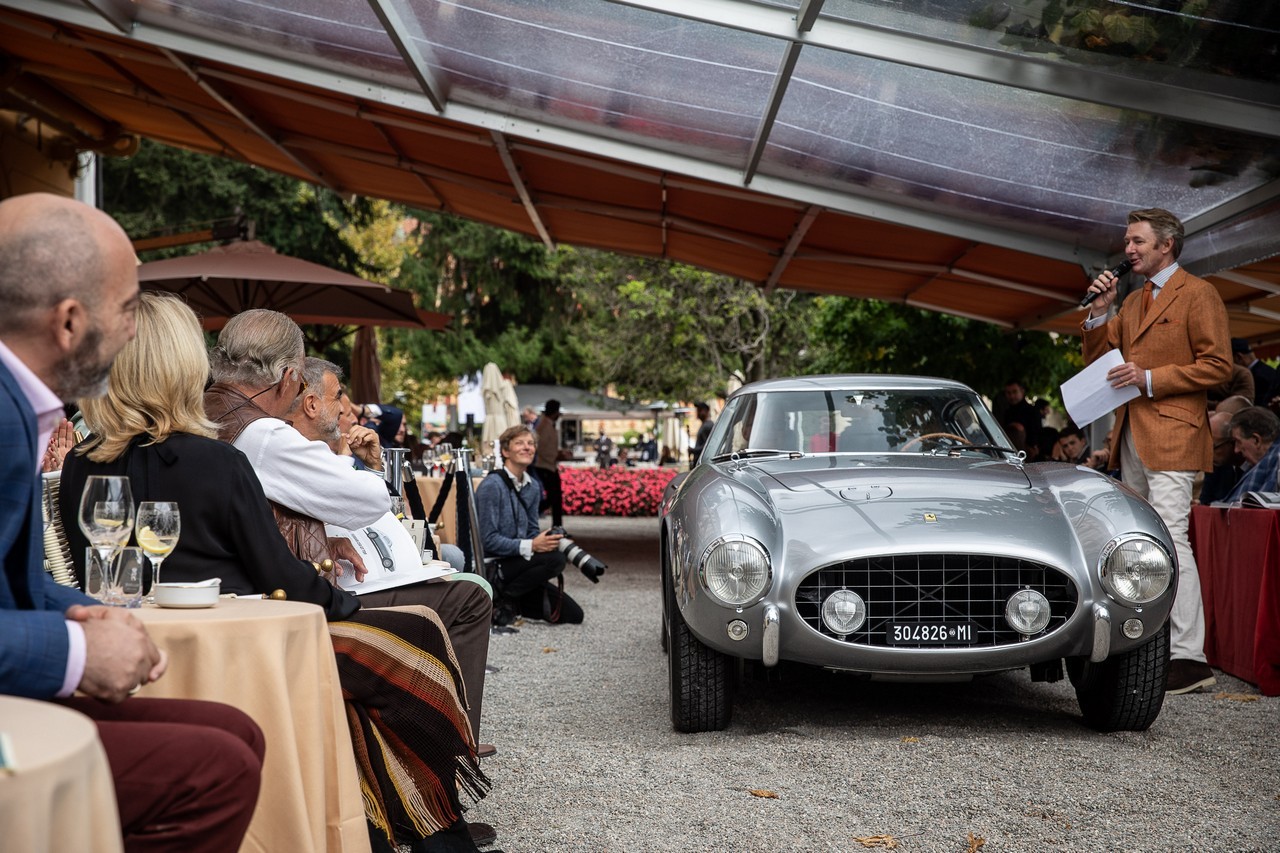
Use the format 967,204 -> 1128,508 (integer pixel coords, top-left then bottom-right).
667,575 -> 732,732
1068,620 -> 1170,732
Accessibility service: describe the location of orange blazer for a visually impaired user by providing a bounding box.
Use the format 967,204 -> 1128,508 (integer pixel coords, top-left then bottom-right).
1082,267 -> 1231,473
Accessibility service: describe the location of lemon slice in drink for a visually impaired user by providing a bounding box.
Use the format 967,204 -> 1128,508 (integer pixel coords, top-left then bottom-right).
137,526 -> 168,555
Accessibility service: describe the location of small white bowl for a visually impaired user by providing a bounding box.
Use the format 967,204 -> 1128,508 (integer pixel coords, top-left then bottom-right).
152,580 -> 221,609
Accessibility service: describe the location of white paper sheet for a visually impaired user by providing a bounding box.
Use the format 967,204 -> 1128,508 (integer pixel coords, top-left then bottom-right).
1060,349 -> 1141,428
328,513 -> 455,595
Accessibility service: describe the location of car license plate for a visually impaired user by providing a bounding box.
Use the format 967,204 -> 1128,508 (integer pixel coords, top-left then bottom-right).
887,623 -> 975,645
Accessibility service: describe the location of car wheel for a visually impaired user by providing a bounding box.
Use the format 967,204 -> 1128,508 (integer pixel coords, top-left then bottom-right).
1067,620 -> 1170,732
667,575 -> 732,732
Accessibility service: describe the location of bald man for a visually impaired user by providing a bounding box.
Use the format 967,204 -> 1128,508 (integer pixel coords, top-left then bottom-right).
0,194 -> 264,851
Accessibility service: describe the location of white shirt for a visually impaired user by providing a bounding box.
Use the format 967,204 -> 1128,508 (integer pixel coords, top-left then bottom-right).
231,417 -> 390,528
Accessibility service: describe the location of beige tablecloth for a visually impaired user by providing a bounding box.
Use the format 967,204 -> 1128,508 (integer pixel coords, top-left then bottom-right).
0,695 -> 122,853
136,598 -> 370,853
417,476 -> 482,546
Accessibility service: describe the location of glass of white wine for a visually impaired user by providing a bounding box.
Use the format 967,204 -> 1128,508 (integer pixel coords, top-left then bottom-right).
136,501 -> 180,603
77,476 -> 134,603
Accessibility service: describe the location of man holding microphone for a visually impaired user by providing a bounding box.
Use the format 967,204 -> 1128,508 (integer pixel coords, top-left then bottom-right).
1081,207 -> 1231,695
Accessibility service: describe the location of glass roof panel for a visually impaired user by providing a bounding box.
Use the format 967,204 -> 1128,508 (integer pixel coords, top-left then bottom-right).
760,43 -> 1279,251
822,0 -> 1280,87
135,0 -> 412,82
407,0 -> 778,167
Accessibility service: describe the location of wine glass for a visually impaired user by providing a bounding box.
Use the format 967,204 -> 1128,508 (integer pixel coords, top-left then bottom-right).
436,443 -> 453,473
136,501 -> 180,602
77,476 -> 134,602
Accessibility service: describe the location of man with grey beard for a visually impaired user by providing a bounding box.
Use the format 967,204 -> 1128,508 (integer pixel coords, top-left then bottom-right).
0,193 -> 264,851
283,356 -> 494,749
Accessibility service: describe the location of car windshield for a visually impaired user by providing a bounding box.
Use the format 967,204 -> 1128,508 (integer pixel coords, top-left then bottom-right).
707,387 -> 1011,457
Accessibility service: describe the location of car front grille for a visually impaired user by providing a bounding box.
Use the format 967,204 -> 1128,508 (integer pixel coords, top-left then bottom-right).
794,554 -> 1078,647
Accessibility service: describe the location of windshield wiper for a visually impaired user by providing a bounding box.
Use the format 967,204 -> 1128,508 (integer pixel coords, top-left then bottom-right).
710,448 -> 802,463
932,444 -> 1019,459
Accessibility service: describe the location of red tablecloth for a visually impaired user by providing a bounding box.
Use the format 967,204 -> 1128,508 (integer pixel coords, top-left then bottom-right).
1189,506 -> 1280,695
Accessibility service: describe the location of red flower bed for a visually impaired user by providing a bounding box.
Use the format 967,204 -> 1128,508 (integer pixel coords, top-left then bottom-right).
560,466 -> 679,517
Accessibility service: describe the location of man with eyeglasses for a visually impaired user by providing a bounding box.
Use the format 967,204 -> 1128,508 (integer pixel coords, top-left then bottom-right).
204,309 -> 382,571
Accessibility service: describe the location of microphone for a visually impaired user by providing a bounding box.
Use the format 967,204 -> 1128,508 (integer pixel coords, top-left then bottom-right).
1080,260 -> 1133,307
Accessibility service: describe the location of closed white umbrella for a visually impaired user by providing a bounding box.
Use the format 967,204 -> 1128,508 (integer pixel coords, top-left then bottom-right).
500,375 -> 520,433
481,362 -> 510,444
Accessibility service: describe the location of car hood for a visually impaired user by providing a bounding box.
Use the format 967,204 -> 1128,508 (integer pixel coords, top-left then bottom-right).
738,455 -> 1081,567
762,455 -> 1032,498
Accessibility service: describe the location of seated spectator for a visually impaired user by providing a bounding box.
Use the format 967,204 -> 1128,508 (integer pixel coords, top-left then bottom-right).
476,426 -> 585,626
1056,424 -> 1090,464
2,192 -> 263,853
1199,409 -> 1245,505
290,357 -> 493,731
204,317 -> 494,747
660,444 -> 678,465
1224,406 -> 1280,502
63,295 -> 491,853
1216,394 -> 1253,418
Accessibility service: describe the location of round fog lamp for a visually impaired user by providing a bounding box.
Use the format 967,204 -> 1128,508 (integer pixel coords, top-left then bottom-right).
821,590 -> 866,635
1122,618 -> 1144,639
1004,589 -> 1051,635
726,619 -> 748,641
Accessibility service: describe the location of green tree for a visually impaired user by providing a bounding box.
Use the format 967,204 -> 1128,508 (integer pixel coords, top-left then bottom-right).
384,211 -> 593,388
102,139 -> 374,271
563,250 -> 820,400
808,298 -> 1081,403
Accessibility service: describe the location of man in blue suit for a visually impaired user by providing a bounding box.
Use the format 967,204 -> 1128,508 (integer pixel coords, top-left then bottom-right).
0,193 -> 263,851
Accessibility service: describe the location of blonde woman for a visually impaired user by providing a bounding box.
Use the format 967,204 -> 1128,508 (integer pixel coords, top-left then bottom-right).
61,293 -> 491,853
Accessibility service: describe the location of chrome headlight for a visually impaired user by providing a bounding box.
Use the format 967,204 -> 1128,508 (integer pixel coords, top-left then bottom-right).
1099,534 -> 1173,605
699,535 -> 771,607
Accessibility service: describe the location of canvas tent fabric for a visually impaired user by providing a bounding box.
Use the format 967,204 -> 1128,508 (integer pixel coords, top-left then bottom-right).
136,240 -> 450,331
2,1 -> 1278,343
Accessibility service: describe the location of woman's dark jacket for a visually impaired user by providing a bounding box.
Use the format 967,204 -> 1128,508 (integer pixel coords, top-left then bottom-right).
60,432 -> 359,621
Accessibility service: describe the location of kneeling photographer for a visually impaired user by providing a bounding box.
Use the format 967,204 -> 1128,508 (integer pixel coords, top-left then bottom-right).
476,426 -> 605,626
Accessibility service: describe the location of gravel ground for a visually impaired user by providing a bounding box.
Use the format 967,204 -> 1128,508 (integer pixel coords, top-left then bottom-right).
465,517 -> 1279,853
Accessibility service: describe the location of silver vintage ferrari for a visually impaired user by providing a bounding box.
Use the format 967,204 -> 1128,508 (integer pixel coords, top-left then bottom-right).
661,376 -> 1175,733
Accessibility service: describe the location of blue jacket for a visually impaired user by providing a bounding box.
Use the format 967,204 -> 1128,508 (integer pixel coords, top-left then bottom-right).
0,358 -> 94,698
475,469 -> 541,559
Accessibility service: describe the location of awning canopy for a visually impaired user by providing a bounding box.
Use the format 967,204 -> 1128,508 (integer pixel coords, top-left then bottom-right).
2,1 -> 1277,340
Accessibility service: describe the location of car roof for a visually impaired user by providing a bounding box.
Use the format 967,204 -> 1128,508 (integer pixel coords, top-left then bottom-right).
729,375 -> 977,398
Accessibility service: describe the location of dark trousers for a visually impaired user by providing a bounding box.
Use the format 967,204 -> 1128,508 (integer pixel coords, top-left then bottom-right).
359,578 -> 493,739
533,465 -> 563,526
493,550 -> 583,624
61,697 -> 265,853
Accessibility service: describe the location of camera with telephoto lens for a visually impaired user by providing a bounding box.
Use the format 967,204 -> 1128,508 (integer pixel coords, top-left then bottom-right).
549,526 -> 606,583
